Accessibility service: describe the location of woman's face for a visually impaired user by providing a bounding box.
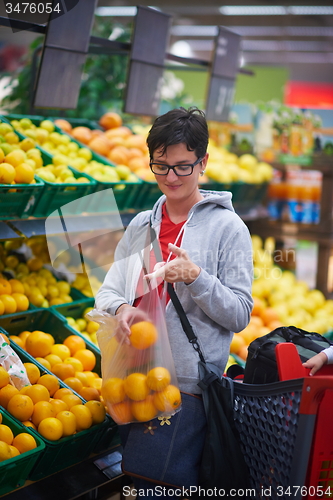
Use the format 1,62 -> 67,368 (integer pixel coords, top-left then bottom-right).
151,143 -> 208,203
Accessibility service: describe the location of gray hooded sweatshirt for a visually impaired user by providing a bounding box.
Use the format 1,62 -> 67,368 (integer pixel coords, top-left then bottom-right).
96,189 -> 254,394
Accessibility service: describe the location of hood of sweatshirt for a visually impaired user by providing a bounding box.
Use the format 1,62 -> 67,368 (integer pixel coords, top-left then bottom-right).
149,189 -> 235,229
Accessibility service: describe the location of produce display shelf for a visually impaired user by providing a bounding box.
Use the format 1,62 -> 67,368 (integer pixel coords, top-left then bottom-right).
2,114 -> 143,214
0,408 -> 45,496
0,338 -> 116,481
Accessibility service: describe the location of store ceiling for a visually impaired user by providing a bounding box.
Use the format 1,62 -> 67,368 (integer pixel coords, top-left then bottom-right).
96,0 -> 333,75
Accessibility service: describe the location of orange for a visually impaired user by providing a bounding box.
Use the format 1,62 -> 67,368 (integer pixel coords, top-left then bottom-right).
54,119 -> 72,133
8,445 -> 20,458
0,301 -> 5,315
9,335 -> 24,348
38,417 -> 63,441
61,393 -> 83,409
5,255 -> 20,269
50,343 -> 71,361
63,335 -> 86,355
0,441 -> 12,462
70,404 -> 92,431
22,420 -> 37,430
238,345 -> 249,361
129,321 -> 158,350
101,378 -> 125,404
260,307 -> 280,326
267,320 -> 283,331
26,257 -> 43,272
52,363 -> 75,381
18,330 -> 31,345
7,394 -> 34,421
31,400 -> 55,427
0,384 -> 19,409
25,331 -> 53,358
84,400 -> 106,424
63,377 -> 83,394
8,279 -> 25,294
63,357 -> 84,372
0,366 -> 10,389
53,388 -> 73,400
37,374 -> 60,397
99,112 -> 122,130
124,135 -> 147,151
0,413 -> 2,424
56,410 -> 76,436
80,386 -> 100,402
71,127 -> 92,144
131,395 -> 157,422
12,433 -> 37,453
90,377 -> 102,392
0,332 -> 9,344
25,384 -> 50,404
108,146 -> 129,165
19,386 -> 30,395
124,373 -> 149,402
24,363 -> 40,384
44,354 -> 63,367
0,163 -> 16,184
45,333 -> 55,346
83,371 -> 98,387
229,333 -> 246,355
73,349 -> 96,371
0,279 -> 12,295
146,367 -> 171,392
88,137 -> 110,156
49,398 -> 69,414
0,294 -> 17,314
251,296 -> 266,316
0,424 -> 14,444
108,401 -> 133,425
238,325 -> 256,345
11,293 -> 29,312
249,316 -> 264,328
35,357 -> 52,371
14,163 -> 34,184
152,385 -> 181,412
4,149 -> 26,167
74,371 -> 89,387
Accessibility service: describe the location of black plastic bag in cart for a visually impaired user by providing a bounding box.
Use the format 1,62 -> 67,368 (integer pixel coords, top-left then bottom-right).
197,361 -> 251,492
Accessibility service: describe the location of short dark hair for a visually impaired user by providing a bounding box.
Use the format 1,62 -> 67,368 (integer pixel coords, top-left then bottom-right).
147,107 -> 209,160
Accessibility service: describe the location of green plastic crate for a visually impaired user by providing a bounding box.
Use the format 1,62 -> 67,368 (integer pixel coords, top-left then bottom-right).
2,339 -> 115,480
2,114 -> 142,213
133,181 -> 162,210
33,166 -> 97,217
0,408 -> 45,495
0,308 -> 101,375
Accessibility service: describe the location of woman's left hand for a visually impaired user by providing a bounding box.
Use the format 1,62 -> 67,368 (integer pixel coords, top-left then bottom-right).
144,243 -> 201,284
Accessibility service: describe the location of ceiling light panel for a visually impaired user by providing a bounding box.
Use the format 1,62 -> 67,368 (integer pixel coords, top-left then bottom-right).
219,5 -> 333,16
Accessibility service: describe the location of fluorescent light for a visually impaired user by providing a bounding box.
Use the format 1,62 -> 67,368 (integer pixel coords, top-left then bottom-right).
219,6 -> 287,15
219,5 -> 333,16
289,6 -> 333,15
170,41 -> 194,58
242,40 -> 331,51
171,26 -> 218,37
95,6 -> 137,17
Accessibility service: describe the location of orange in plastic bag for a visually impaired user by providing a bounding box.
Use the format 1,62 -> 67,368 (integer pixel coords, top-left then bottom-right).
87,279 -> 181,424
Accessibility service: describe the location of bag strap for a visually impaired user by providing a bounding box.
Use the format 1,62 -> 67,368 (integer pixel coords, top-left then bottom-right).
148,223 -> 206,363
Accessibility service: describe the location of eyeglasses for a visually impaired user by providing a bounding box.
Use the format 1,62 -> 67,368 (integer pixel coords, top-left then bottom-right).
150,157 -> 203,176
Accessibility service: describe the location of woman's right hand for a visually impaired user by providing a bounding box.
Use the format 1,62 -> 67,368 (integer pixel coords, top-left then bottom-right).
115,304 -> 149,344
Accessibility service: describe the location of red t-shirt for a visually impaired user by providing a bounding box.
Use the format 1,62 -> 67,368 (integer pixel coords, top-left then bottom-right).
133,203 -> 186,307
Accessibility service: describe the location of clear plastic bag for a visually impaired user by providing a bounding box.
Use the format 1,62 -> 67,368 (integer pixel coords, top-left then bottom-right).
88,280 -> 181,424
0,334 -> 31,389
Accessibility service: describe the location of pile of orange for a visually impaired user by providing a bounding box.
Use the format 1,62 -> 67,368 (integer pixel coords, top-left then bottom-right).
0,277 -> 30,315
55,113 -> 153,182
9,331 -> 102,403
0,366 -> 106,442
102,366 -> 181,425
0,417 -> 38,462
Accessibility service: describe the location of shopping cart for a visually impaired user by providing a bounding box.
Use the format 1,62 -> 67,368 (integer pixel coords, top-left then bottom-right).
233,343 -> 333,500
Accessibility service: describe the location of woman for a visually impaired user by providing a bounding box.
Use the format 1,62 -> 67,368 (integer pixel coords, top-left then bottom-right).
96,107 -> 253,495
